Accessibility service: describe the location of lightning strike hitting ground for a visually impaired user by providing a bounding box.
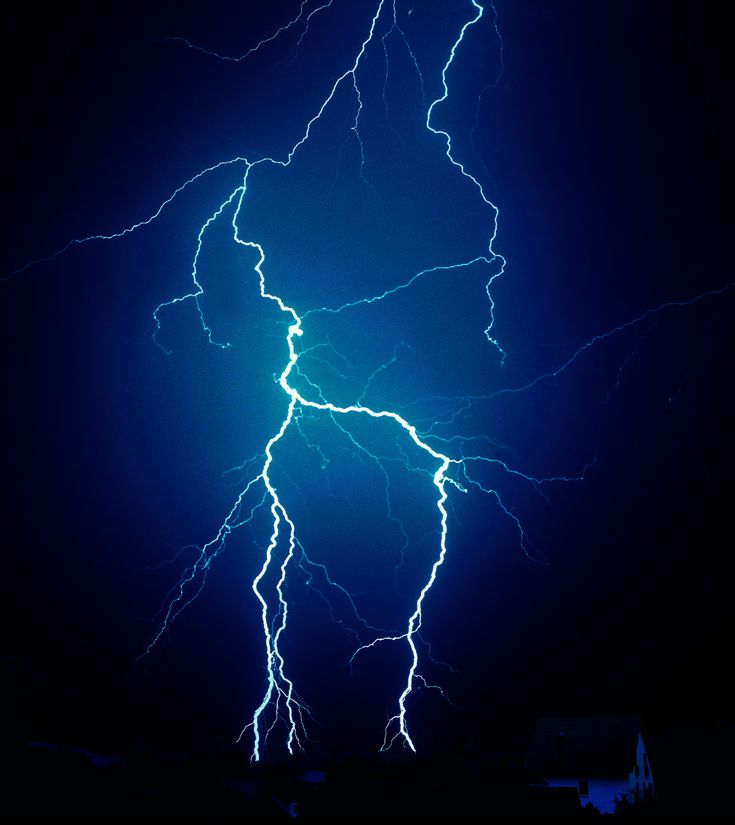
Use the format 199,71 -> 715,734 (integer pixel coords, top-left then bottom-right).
6,0 -> 733,761
146,0 -> 503,759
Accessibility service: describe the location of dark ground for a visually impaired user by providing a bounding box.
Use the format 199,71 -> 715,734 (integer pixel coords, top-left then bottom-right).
3,672 -> 733,822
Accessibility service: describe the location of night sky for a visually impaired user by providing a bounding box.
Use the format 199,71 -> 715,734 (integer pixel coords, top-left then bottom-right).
3,1 -> 733,761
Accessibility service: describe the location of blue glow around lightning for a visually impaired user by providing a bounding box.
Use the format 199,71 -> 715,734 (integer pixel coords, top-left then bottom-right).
7,0 -> 734,760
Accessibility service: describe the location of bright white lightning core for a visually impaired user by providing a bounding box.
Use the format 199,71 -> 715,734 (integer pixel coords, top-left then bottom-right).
239,229 -> 457,755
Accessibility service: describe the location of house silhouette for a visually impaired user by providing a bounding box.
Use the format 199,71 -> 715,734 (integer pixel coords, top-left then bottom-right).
525,717 -> 654,814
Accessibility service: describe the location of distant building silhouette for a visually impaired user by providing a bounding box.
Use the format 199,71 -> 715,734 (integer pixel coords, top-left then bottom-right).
525,717 -> 654,814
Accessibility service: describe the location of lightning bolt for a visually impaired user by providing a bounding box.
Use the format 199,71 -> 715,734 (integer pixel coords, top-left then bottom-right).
6,0 -> 733,761
153,0 -> 497,759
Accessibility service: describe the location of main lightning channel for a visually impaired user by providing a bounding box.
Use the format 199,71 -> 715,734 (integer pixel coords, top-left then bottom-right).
232,211 -> 456,754
185,0 -> 497,757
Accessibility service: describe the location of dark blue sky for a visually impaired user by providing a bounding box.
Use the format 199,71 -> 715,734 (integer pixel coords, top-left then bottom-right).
3,1 -> 733,759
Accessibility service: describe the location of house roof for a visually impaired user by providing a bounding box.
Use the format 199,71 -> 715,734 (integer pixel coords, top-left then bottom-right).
525,717 -> 641,778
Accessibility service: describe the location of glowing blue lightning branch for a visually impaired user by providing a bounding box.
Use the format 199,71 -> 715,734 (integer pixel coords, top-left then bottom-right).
162,0 -> 334,63
304,255 -> 495,317
153,185 -> 245,353
382,0 -> 426,145
438,281 -> 735,410
5,157 -> 249,281
425,0 -> 506,364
